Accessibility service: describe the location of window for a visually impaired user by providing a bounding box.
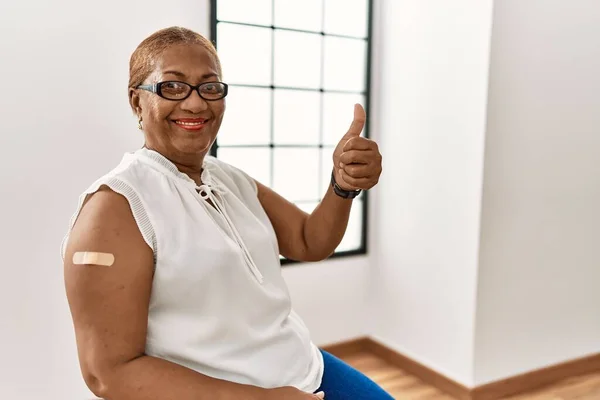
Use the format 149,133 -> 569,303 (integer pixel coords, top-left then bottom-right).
210,0 -> 372,263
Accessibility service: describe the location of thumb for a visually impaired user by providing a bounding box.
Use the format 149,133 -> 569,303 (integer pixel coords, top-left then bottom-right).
342,103 -> 366,139
314,391 -> 325,399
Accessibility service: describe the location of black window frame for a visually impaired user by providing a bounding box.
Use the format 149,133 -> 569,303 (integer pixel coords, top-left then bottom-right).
209,0 -> 373,265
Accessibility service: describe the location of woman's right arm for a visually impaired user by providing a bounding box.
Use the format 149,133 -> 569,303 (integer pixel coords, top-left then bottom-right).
63,187 -> 270,400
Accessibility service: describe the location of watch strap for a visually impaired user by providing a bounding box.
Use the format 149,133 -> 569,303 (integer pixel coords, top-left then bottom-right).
331,170 -> 361,199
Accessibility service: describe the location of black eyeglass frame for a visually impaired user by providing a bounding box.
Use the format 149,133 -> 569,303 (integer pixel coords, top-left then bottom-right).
136,81 -> 229,101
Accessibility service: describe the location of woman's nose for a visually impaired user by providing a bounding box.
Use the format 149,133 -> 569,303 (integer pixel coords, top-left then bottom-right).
180,89 -> 209,113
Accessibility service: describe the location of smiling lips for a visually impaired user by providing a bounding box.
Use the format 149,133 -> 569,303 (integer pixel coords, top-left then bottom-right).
173,118 -> 209,131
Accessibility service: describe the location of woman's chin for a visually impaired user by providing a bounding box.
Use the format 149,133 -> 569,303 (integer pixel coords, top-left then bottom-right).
173,135 -> 214,155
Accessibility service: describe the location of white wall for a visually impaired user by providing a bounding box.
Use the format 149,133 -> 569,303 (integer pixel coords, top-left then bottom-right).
473,0 -> 600,385
371,0 -> 494,386
283,257 -> 369,346
0,1 -> 368,398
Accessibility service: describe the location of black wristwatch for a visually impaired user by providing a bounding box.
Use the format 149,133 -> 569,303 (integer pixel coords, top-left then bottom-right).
331,170 -> 362,199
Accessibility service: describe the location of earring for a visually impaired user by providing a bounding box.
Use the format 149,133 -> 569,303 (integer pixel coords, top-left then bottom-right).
138,116 -> 143,130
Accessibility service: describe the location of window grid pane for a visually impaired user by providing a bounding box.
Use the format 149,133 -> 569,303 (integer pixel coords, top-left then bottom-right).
217,23 -> 272,86
217,86 -> 271,146
274,0 -> 322,37
324,0 -> 369,38
274,30 -> 322,89
273,89 -> 321,145
212,0 -> 371,261
217,0 -> 272,26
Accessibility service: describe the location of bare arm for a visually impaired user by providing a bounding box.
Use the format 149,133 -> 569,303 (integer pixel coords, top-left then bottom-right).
64,187 -> 266,400
256,181 -> 354,262
256,104 -> 381,262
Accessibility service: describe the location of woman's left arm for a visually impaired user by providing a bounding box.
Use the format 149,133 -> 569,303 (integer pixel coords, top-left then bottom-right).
256,104 -> 382,262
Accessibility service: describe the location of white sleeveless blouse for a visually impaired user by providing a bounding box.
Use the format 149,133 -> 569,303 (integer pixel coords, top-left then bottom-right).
61,147 -> 324,392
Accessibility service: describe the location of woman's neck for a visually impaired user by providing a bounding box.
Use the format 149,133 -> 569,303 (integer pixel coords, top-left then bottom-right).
143,144 -> 206,186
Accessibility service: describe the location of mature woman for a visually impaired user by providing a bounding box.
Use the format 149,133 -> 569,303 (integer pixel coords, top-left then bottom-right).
62,27 -> 386,400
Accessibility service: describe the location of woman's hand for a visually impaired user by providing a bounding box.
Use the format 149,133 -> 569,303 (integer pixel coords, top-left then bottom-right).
265,386 -> 325,399
332,104 -> 382,191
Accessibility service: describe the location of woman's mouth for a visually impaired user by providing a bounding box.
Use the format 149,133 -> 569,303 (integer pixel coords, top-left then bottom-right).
173,118 -> 209,131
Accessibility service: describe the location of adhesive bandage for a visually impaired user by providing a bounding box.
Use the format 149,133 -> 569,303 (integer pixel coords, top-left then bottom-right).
72,252 -> 115,267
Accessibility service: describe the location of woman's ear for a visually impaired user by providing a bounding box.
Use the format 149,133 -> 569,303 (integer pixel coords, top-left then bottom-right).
129,87 -> 142,115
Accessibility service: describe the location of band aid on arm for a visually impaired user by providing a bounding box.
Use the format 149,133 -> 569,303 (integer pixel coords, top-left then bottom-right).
72,252 -> 115,267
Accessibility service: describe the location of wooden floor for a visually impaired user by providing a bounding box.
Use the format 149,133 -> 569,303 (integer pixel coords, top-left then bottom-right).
341,351 -> 600,399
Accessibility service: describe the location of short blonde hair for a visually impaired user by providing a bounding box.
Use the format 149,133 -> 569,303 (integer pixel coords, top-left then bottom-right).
128,26 -> 222,91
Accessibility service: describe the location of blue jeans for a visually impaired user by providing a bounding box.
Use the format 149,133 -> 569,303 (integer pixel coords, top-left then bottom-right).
314,350 -> 394,399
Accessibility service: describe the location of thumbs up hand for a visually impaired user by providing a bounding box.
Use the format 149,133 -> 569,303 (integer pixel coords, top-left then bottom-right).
332,104 -> 382,192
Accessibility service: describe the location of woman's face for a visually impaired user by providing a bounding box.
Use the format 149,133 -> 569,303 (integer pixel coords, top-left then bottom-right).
131,43 -> 225,159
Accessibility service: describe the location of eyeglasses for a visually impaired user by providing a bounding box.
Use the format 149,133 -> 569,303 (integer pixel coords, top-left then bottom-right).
136,81 -> 228,101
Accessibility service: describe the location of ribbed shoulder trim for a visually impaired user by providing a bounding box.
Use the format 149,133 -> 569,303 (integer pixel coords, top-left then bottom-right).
60,176 -> 157,263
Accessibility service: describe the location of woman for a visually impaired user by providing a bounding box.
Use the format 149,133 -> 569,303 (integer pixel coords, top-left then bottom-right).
62,27 -> 386,400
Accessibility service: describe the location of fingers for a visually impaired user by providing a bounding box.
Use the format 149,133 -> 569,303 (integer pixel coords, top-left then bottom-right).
339,140 -> 382,174
342,136 -> 377,152
339,150 -> 373,165
334,109 -> 381,191
314,391 -> 325,399
339,163 -> 372,178
339,162 -> 370,179
342,104 -> 366,139
338,168 -> 377,189
337,137 -> 382,189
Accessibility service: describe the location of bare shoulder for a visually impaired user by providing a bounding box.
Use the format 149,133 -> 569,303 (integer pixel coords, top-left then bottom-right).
64,183 -> 154,290
66,185 -> 151,255
64,184 -> 154,280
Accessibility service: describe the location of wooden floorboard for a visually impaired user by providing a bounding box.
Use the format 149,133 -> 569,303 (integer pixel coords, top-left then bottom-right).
340,351 -> 600,399
341,352 -> 455,399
